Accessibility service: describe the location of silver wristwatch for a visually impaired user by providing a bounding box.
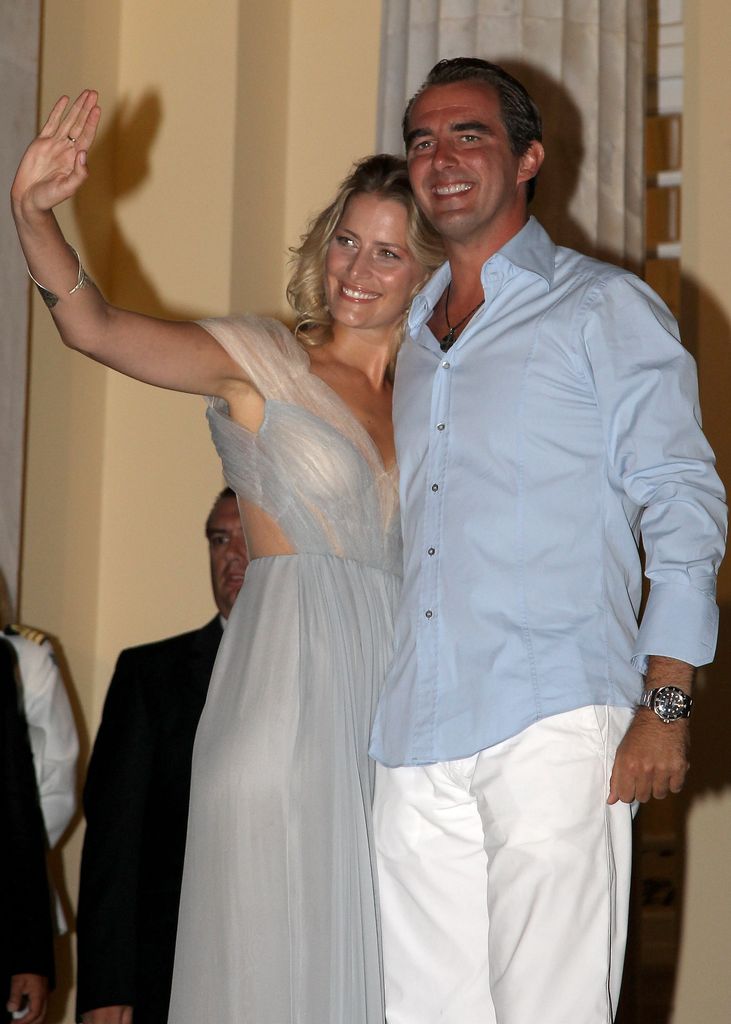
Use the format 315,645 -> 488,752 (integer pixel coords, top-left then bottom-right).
639,685 -> 693,723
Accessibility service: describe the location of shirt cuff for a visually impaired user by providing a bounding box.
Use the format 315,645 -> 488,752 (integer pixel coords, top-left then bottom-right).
632,580 -> 719,673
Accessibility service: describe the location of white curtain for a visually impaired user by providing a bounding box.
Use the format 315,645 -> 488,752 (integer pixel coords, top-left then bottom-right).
0,3 -> 41,620
377,0 -> 645,267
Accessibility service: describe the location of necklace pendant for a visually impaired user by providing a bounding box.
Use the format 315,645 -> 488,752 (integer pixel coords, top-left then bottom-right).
440,327 -> 456,352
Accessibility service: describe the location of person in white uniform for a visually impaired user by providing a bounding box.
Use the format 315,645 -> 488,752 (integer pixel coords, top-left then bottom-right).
3,624 -> 78,852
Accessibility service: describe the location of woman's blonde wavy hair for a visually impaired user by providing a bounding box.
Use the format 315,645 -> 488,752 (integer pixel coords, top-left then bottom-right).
287,154 -> 444,373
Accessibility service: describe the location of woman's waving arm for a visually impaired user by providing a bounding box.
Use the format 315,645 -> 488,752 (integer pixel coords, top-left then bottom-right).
11,91 -> 248,401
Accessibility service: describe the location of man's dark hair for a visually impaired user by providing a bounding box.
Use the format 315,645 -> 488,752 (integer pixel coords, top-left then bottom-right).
402,57 -> 543,202
205,487 -> 236,535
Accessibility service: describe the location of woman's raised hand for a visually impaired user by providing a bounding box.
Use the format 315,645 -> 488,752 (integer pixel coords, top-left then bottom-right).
8,87 -> 246,401
11,90 -> 101,219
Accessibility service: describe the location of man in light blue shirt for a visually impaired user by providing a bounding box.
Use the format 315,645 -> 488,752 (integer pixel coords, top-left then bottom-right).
371,58 -> 726,1024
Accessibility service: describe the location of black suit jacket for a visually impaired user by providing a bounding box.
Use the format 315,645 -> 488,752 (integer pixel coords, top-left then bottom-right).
76,617 -> 222,1023
0,638 -> 54,1019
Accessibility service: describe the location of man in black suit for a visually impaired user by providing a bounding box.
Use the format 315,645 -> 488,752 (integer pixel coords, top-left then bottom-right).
1,637 -> 55,1024
76,488 -> 247,1024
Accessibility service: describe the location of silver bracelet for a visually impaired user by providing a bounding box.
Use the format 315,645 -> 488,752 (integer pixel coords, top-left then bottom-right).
27,245 -> 91,309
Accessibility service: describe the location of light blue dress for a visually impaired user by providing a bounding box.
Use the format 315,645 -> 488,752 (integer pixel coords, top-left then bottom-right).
168,316 -> 399,1023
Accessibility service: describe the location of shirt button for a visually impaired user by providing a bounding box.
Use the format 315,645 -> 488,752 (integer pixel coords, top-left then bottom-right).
427,547 -> 435,556
436,423 -> 445,431
425,609 -> 433,619
442,361 -> 450,369
431,483 -> 439,492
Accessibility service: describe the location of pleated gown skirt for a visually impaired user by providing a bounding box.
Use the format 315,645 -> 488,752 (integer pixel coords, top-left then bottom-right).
168,553 -> 398,1023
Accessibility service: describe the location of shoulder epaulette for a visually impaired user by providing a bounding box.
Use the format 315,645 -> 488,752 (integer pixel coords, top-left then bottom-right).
5,623 -> 49,646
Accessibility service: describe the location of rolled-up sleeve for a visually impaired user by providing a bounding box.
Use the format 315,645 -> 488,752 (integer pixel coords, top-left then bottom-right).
582,273 -> 727,671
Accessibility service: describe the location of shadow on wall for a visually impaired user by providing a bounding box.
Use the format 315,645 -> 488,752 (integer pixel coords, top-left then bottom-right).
679,270 -> 728,790
499,62 -> 583,245
680,266 -> 731,792
492,59 -> 642,274
72,89 -> 208,321
72,88 -> 288,325
680,271 -> 731,813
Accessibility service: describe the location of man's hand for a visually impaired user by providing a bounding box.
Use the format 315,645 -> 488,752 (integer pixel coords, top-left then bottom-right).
81,1006 -> 133,1024
608,711 -> 689,803
609,654 -> 693,804
6,973 -> 48,1024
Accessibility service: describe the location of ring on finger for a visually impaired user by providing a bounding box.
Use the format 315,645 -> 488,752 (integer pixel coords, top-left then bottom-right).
67,135 -> 76,144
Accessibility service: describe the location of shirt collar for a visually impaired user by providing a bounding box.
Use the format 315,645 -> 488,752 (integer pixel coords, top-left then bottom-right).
498,216 -> 555,287
408,261 -> 451,334
408,216 -> 555,335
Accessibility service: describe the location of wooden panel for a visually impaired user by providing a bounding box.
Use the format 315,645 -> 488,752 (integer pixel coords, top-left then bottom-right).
646,114 -> 682,175
646,186 -> 681,248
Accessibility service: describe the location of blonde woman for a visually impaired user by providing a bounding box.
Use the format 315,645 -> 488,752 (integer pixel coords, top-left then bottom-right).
12,91 -> 442,1023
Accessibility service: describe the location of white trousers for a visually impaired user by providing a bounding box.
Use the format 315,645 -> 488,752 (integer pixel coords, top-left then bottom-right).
374,706 -> 635,1024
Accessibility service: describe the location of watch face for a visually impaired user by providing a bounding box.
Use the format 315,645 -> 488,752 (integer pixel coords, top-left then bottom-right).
653,686 -> 690,721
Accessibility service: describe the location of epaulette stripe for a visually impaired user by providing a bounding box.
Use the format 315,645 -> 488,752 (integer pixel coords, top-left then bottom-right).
8,624 -> 48,645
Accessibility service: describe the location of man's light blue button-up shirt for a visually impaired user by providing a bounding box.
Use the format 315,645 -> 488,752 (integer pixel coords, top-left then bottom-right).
370,217 -> 726,768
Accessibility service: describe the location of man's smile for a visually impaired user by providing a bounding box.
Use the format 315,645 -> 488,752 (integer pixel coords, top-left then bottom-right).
432,182 -> 473,196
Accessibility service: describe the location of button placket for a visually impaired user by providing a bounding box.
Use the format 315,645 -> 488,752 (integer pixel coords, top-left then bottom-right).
421,351 -> 452,638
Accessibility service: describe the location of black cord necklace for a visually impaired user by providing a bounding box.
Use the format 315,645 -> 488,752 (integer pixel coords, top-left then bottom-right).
440,282 -> 485,352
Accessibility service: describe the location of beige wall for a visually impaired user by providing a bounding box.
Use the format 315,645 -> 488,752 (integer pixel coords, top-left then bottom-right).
674,3 -> 731,1021
22,2 -> 380,1020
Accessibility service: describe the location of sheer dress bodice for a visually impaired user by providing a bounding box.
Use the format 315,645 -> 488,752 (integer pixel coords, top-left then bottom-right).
202,315 -> 401,574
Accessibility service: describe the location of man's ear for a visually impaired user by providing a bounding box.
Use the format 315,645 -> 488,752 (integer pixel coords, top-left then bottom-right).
518,140 -> 545,185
